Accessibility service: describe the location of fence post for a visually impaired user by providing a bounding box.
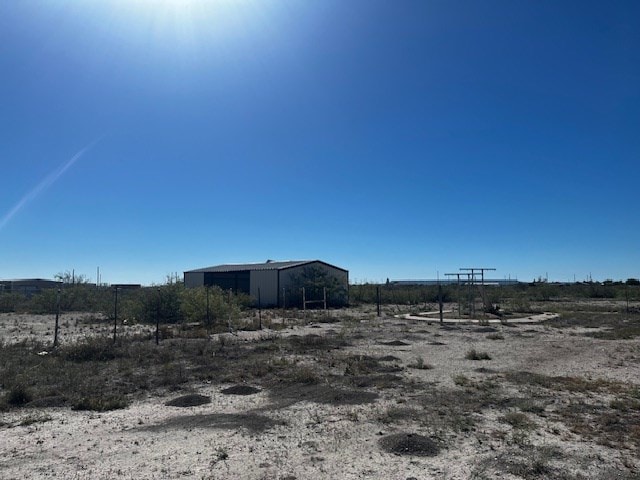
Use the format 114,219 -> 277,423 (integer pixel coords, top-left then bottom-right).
156,288 -> 161,345
302,287 -> 306,311
206,285 -> 210,331
438,284 -> 443,324
228,289 -> 233,333
376,286 -> 381,317
113,287 -> 118,344
54,289 -> 61,347
258,288 -> 262,329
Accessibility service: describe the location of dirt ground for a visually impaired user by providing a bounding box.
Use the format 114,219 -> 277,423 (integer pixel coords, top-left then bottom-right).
1,305 -> 640,479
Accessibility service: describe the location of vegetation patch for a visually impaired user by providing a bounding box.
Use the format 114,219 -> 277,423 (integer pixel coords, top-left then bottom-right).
379,433 -> 440,456
72,395 -> 128,411
343,354 -> 403,375
548,311 -> 640,340
18,414 -> 53,427
6,385 -> 32,407
60,337 -> 121,362
500,411 -> 536,430
479,445 -> 564,480
475,327 -> 498,333
26,395 -> 67,408
505,371 -> 626,394
346,373 -> 404,389
377,406 -> 423,425
465,349 -> 492,361
407,357 -> 433,370
285,334 -> 350,352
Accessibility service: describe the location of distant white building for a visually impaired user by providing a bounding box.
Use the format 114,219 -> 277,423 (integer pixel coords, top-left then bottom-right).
184,260 -> 348,307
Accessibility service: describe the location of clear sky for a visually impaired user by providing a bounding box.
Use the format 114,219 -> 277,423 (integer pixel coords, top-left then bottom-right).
1,0 -> 638,285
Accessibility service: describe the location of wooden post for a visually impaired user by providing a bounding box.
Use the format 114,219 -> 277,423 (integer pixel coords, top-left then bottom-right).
376,286 -> 381,317
302,287 -> 306,311
228,289 -> 233,333
626,284 -> 630,316
156,288 -> 160,345
323,287 -> 327,311
457,276 -> 461,317
206,285 -> 210,330
53,288 -> 61,347
113,287 -> 118,344
258,288 -> 262,329
467,275 -> 473,318
438,284 -> 443,324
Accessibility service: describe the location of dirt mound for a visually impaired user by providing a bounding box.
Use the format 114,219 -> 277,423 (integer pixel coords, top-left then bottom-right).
475,367 -> 499,374
165,394 -> 211,407
379,433 -> 440,456
380,340 -> 410,346
139,413 -> 282,433
221,385 -> 261,395
378,355 -> 401,362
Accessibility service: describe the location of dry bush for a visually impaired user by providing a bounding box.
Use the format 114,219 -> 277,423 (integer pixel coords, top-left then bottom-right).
466,349 -> 492,360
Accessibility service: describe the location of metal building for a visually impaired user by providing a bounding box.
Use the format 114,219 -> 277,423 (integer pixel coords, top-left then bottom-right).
0,278 -> 61,295
184,260 -> 348,307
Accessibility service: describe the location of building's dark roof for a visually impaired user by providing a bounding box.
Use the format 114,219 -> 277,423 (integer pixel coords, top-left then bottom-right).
0,278 -> 61,284
185,260 -> 347,274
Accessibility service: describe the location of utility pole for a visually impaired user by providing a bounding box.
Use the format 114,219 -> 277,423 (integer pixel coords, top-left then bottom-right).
460,267 -> 496,317
446,273 -> 463,316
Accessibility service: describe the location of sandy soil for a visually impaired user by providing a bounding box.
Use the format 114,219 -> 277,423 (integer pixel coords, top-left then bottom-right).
1,309 -> 639,479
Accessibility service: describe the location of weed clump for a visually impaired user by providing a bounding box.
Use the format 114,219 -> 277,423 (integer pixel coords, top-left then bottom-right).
72,395 -> 128,411
501,411 -> 535,430
61,338 -> 120,362
465,349 -> 491,361
408,357 -> 433,370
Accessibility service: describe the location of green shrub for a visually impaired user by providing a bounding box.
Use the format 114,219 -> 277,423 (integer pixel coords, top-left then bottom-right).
61,337 -> 119,362
7,385 -> 32,406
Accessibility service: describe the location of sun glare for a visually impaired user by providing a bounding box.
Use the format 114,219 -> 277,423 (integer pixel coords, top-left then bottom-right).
108,0 -> 268,54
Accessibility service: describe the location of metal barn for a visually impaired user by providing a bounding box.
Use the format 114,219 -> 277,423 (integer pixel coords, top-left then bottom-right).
183,260 -> 348,307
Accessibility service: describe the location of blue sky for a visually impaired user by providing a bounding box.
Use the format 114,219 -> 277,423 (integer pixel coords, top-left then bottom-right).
1,0 -> 638,285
